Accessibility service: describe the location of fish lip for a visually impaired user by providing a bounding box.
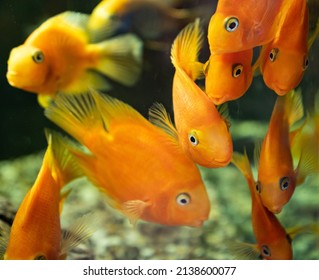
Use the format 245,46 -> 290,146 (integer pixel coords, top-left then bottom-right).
273,85 -> 289,96
268,206 -> 282,214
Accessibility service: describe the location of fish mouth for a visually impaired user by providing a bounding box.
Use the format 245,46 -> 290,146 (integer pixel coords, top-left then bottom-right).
191,217 -> 208,227
273,85 -> 290,96
6,71 -> 18,85
268,205 -> 283,214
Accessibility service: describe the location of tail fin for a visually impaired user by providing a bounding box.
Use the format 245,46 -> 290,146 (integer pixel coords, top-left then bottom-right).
93,33 -> 143,87
45,129 -> 83,187
170,18 -> 204,80
284,89 -> 304,127
231,150 -> 255,185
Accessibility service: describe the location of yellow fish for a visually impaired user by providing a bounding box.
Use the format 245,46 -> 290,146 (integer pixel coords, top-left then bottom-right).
1,130 -> 94,260
255,90 -> 317,213
170,19 -> 233,168
258,0 -> 309,95
88,0 -> 194,41
231,150 -> 317,260
207,0 -> 286,54
6,11 -> 143,107
45,90 -> 210,227
204,49 -> 253,105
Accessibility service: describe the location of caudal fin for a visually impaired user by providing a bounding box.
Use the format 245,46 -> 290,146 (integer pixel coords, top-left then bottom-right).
171,18 -> 204,80
94,33 -> 143,87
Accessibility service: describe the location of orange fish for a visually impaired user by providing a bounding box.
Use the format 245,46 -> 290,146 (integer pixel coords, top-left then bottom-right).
45,90 -> 210,227
207,0 -> 286,54
170,19 -> 233,168
6,11 -> 143,108
255,89 -> 317,214
204,49 -> 253,105
258,0 -> 309,95
88,0 -> 194,41
231,150 -> 314,260
1,130 -> 93,260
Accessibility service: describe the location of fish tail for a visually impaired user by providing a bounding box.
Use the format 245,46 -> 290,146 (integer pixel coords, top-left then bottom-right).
284,89 -> 304,127
44,129 -> 83,187
93,33 -> 143,87
171,18 -> 204,80
294,124 -> 319,186
231,150 -> 255,185
44,92 -> 105,147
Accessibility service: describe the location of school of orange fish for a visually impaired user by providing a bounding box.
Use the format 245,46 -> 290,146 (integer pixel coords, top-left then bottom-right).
1,0 -> 319,260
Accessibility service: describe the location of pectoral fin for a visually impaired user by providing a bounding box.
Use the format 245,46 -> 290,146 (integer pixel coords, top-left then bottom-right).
122,200 -> 150,225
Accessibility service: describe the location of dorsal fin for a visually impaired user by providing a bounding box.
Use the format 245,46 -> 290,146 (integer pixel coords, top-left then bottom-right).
148,103 -> 178,141
53,11 -> 89,31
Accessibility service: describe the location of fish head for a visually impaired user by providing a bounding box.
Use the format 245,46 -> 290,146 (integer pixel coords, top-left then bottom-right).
258,236 -> 293,260
208,12 -> 244,54
152,179 -> 211,227
261,46 -> 308,96
186,122 -> 233,168
205,51 -> 253,104
258,174 -> 296,214
6,45 -> 48,92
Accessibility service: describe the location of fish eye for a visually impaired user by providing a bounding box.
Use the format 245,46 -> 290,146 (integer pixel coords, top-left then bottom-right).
255,181 -> 262,193
279,176 -> 290,191
32,50 -> 44,64
224,17 -> 239,32
34,254 -> 46,260
232,64 -> 243,78
176,193 -> 191,206
303,55 -> 309,70
261,245 -> 271,258
188,132 -> 199,146
269,48 -> 279,62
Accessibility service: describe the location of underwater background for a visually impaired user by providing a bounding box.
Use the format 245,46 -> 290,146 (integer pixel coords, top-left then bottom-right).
0,0 -> 318,259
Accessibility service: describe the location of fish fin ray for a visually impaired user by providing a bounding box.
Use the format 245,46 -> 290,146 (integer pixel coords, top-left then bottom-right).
231,150 -> 255,184
295,142 -> 319,185
91,90 -> 146,125
285,89 -> 304,127
122,200 -> 150,225
253,139 -> 263,171
45,91 -> 106,144
60,213 -> 99,257
94,34 -> 143,86
171,18 -> 204,80
45,129 -> 84,186
148,103 -> 178,140
226,241 -> 261,260
287,223 -> 319,240
56,11 -> 89,30
38,95 -> 54,108
217,103 -> 231,128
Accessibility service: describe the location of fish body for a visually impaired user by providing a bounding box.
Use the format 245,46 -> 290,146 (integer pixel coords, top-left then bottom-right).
231,151 -> 293,260
45,90 -> 210,227
255,89 -> 318,213
207,0 -> 286,54
171,20 -> 233,168
3,131 -> 83,260
259,0 -> 309,95
204,49 -> 253,104
88,0 -> 194,41
6,11 -> 143,107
